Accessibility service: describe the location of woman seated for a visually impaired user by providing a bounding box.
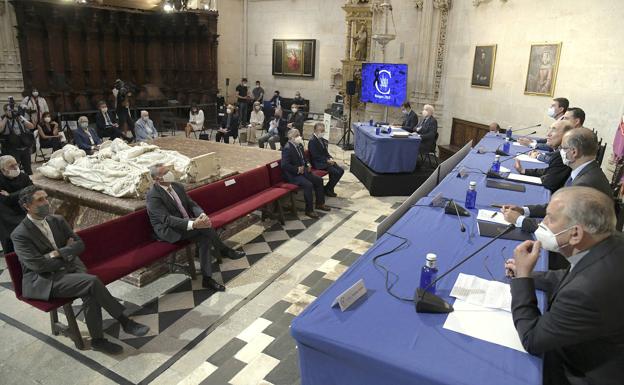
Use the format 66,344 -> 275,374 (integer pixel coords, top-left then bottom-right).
185,104 -> 205,138
247,101 -> 265,143
37,112 -> 65,151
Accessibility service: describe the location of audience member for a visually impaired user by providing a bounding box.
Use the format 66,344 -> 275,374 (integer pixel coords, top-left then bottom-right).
134,110 -> 158,142
252,81 -> 265,103
146,164 -> 245,291
401,102 -> 418,132
513,120 -> 573,192
505,186 -> 624,385
73,116 -> 102,155
37,112 -> 64,151
270,90 -> 282,109
185,104 -> 205,138
11,186 -> 150,354
281,129 -> 329,218
293,91 -> 305,110
216,104 -> 239,143
415,104 -> 438,157
95,101 -> 124,141
248,101 -> 264,143
287,105 -> 306,133
308,123 -> 344,197
0,155 -> 32,254
0,103 -> 35,175
489,122 -> 501,133
258,108 -> 284,150
117,98 -> 136,141
236,78 -> 250,125
20,88 -> 49,127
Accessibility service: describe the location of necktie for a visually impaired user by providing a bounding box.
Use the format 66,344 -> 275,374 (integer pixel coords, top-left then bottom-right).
38,219 -> 58,249
565,176 -> 573,187
168,186 -> 190,219
104,112 -> 112,126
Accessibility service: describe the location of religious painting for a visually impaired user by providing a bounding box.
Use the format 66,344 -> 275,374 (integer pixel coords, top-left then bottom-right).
272,39 -> 316,78
524,43 -> 562,97
471,45 -> 496,89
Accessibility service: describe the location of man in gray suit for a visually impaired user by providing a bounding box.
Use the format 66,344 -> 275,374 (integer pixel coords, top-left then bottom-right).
11,186 -> 149,354
501,127 -> 612,233
504,187 -> 624,385
146,164 -> 245,291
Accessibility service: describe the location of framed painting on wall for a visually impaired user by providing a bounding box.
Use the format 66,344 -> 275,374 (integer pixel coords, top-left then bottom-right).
471,45 -> 497,89
524,42 -> 562,97
272,39 -> 316,78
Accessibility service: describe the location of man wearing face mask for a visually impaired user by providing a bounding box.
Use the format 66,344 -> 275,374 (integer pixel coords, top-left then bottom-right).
400,102 -> 418,132
281,129 -> 329,218
0,103 -> 36,175
11,186 -> 150,354
20,88 -> 49,127
293,91 -> 305,111
0,155 -> 33,254
504,186 -> 624,385
270,90 -> 282,109
287,104 -> 306,134
73,116 -> 102,155
134,110 -> 158,143
513,119 -> 573,192
95,101 -> 124,141
502,128 -> 612,233
415,104 -> 438,158
308,123 -> 344,197
517,97 -> 568,150
216,104 -> 239,143
236,78 -> 250,125
258,108 -> 285,150
252,81 -> 264,103
146,164 -> 245,291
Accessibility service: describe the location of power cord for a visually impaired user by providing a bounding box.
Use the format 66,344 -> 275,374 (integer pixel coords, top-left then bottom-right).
371,231 -> 415,302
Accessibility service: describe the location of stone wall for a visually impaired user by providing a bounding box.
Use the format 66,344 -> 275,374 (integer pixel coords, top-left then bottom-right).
217,0 -> 244,103
0,0 -> 23,101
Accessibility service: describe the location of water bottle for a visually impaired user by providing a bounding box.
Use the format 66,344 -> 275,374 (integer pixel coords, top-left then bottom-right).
490,155 -> 501,173
388,127 -> 392,134
465,181 -> 477,209
369,119 -> 374,126
375,126 -> 380,135
502,140 -> 511,153
419,253 -> 439,294
506,126 -> 513,140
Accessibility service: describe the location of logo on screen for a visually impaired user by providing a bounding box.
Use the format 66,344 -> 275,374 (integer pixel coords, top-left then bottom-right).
374,69 -> 392,95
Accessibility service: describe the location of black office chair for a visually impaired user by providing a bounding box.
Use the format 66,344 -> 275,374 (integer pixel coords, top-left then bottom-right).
596,142 -> 607,167
420,132 -> 440,168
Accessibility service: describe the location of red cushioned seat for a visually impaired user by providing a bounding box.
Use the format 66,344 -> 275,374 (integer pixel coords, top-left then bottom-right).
189,174 -> 247,215
209,188 -> 290,228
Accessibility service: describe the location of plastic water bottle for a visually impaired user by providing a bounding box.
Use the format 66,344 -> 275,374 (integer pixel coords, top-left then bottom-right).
465,181 -> 477,209
502,140 -> 511,153
419,253 -> 439,294
388,127 -> 392,134
375,127 -> 380,135
490,155 -> 501,173
506,126 -> 513,141
369,119 -> 374,126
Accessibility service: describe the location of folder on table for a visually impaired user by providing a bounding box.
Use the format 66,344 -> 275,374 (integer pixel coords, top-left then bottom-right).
477,221 -> 533,241
506,173 -> 543,186
486,179 -> 526,192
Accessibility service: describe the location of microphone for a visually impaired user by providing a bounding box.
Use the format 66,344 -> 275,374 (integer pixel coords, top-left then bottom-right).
449,200 -> 466,232
415,224 -> 516,313
512,123 -> 541,133
499,148 -> 533,163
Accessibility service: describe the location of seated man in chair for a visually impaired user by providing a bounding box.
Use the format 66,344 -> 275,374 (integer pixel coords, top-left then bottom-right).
73,116 -> 102,155
11,186 -> 149,355
216,104 -> 239,143
415,104 -> 438,158
146,164 -> 245,291
281,129 -> 330,218
308,123 -> 344,197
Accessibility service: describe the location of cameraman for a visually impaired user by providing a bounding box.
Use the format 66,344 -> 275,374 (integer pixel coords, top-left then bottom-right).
0,103 -> 35,175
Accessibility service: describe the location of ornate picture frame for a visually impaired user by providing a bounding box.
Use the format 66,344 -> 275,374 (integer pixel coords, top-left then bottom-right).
272,39 -> 316,78
524,42 -> 562,97
471,45 -> 497,89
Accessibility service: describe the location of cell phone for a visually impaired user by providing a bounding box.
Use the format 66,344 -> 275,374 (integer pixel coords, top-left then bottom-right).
490,203 -> 504,209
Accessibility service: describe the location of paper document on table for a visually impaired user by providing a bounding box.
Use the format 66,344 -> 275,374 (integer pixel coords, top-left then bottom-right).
512,142 -> 527,147
507,173 -> 543,185
499,166 -> 511,173
444,299 -> 527,353
450,273 -> 512,312
514,154 -> 545,164
477,209 -> 511,225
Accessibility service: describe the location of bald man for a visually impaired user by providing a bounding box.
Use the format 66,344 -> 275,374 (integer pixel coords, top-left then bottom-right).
513,120 -> 574,192
505,186 -> 624,385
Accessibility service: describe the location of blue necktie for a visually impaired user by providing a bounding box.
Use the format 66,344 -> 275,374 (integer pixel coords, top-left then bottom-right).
565,176 -> 573,187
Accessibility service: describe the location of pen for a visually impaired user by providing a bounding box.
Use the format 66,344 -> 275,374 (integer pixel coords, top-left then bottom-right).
491,212 -> 497,218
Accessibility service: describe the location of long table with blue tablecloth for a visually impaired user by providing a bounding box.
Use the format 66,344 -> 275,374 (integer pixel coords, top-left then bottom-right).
291,133 -> 551,385
354,123 -> 421,173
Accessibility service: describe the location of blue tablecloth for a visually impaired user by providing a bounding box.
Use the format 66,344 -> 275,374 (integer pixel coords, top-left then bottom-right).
292,133 -> 551,385
354,123 -> 421,173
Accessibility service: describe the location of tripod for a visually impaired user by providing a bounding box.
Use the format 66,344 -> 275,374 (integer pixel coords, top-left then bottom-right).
337,93 -> 354,150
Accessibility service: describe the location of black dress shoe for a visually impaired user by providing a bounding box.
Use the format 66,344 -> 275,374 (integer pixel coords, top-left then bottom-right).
315,204 -> 331,212
325,189 -> 338,197
227,249 -> 246,260
305,211 -> 319,218
202,276 -> 226,291
121,319 -> 150,337
92,338 -> 123,355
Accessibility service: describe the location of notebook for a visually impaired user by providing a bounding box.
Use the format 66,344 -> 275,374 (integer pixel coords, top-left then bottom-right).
477,221 -> 533,241
506,173 -> 543,186
486,179 -> 526,192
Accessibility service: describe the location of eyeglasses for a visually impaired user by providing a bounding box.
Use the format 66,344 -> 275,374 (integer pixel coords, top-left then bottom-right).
483,246 -> 510,282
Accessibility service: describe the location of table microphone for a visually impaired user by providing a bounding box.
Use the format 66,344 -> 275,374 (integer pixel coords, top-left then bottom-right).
499,148 -> 534,163
444,199 -> 467,232
415,224 -> 516,313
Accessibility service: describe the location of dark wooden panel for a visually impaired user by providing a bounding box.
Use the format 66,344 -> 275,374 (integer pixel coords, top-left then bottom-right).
450,118 -> 489,147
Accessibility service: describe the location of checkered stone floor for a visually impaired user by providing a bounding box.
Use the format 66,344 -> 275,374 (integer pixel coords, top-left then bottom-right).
186,228 -> 378,385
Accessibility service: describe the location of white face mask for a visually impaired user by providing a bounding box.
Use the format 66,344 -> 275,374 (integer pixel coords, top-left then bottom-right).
162,171 -> 175,183
44,117 -> 51,123
5,168 -> 20,178
294,137 -> 303,145
422,111 -> 428,117
560,148 -> 572,166
547,106 -> 557,118
292,108 -> 298,113
402,109 -> 408,115
255,106 -> 260,111
101,107 -> 108,113
242,82 -> 248,87
226,108 -> 232,114
32,92 -> 39,97
80,122 -> 89,129
142,116 -> 149,121
534,222 -> 574,252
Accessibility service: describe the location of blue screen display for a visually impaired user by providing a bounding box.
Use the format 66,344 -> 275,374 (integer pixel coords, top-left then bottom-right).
360,63 -> 408,107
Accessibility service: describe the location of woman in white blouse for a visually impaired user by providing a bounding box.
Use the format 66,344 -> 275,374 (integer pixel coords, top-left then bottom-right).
185,104 -> 205,138
247,101 -> 265,143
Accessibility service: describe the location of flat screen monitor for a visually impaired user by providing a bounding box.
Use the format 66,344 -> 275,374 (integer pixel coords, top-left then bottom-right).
360,63 -> 408,107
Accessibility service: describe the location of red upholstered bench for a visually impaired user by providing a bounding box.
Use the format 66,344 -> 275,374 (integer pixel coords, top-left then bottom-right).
189,166 -> 290,227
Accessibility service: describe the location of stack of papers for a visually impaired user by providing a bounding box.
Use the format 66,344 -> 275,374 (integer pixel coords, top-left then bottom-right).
476,209 -> 511,226
450,273 -> 512,312
507,173 -> 543,185
514,154 -> 545,164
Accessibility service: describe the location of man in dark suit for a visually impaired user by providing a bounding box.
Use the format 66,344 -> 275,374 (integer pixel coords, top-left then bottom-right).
281,129 -> 330,218
502,127 -> 612,233
73,116 -> 102,155
308,123 -> 344,197
415,104 -> 438,156
95,101 -> 124,141
513,120 -> 574,192
400,102 -> 418,132
216,104 -> 239,143
0,155 -> 32,254
504,186 -> 624,385
11,186 -> 149,354
517,97 -> 569,150
287,105 -> 306,134
146,164 -> 245,291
